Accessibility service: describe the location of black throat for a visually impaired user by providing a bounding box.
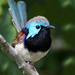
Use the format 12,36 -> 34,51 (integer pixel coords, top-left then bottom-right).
24,29 -> 51,52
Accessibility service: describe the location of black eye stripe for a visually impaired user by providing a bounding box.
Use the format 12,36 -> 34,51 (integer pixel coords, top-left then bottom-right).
21,27 -> 29,35
36,25 -> 40,29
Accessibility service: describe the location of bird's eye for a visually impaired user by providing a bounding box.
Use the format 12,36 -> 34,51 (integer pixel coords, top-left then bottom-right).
36,25 -> 40,29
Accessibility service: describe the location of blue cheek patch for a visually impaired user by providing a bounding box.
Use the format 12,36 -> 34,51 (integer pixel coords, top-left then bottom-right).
26,27 -> 41,39
25,20 -> 50,39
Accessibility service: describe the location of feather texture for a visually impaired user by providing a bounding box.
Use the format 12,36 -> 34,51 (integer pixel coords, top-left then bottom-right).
17,1 -> 27,28
8,0 -> 27,32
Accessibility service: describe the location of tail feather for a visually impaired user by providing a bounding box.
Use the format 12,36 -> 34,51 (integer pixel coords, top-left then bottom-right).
8,8 -> 12,17
7,0 -> 27,32
9,8 -> 20,32
12,19 -> 20,32
17,1 -> 27,28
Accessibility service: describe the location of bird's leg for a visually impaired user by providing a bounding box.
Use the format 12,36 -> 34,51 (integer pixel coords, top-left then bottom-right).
31,62 -> 38,73
27,62 -> 38,73
23,71 -> 25,75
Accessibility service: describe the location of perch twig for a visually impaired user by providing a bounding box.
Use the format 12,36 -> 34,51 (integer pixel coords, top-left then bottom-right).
0,34 -> 39,75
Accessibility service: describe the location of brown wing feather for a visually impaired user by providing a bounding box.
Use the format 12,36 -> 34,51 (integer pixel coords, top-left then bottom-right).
11,31 -> 24,47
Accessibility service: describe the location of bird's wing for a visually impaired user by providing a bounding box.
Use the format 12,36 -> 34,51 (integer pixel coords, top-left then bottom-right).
11,31 -> 24,47
8,0 -> 27,32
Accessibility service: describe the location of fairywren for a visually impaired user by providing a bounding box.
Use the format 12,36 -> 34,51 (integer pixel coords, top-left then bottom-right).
8,0 -> 55,63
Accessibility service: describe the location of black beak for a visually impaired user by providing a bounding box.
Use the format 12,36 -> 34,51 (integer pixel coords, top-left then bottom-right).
46,25 -> 55,29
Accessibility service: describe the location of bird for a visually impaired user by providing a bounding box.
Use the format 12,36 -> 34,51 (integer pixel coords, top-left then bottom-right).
7,0 -> 55,67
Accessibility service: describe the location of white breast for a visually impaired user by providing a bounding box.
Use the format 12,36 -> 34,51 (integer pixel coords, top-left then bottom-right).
15,43 -> 49,63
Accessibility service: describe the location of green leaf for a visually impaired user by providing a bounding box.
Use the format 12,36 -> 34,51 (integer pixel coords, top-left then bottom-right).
63,24 -> 75,47
62,64 -> 75,75
60,0 -> 75,9
0,0 -> 7,5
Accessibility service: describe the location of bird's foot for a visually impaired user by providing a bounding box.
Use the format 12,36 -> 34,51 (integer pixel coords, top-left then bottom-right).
27,62 -> 38,73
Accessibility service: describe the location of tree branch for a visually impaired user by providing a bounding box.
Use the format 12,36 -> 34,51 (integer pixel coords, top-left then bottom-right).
0,34 -> 39,75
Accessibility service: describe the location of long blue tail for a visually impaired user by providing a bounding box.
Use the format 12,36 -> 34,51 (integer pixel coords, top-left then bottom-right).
7,0 -> 27,32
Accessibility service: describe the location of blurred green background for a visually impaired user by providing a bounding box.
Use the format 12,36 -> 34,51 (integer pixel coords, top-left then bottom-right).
0,0 -> 75,75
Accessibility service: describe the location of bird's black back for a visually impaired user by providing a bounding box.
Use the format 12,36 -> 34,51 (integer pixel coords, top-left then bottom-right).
24,29 -> 51,52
